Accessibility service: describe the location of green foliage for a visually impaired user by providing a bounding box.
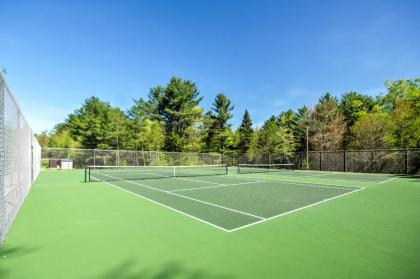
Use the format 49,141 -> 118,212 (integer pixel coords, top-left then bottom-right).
65,96 -> 128,149
42,77 -> 419,154
158,77 -> 203,151
382,79 -> 420,148
301,159 -> 310,170
319,92 -> 337,103
129,86 -> 164,121
339,92 -> 375,126
255,116 -> 296,155
211,93 -> 234,128
277,109 -> 298,131
339,92 -> 376,146
238,109 -> 253,153
181,125 -> 205,152
204,93 -> 234,153
48,129 -> 80,148
127,119 -> 165,151
349,108 -> 389,150
295,106 -> 311,150
310,94 -> 346,151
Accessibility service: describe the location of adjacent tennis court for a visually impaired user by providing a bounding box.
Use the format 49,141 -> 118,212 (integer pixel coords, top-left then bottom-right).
85,164 -> 371,231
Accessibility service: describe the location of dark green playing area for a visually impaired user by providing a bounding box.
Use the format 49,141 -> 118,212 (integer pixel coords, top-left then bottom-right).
91,169 -> 363,231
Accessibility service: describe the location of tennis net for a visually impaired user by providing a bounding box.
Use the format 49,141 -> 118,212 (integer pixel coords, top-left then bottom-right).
238,163 -> 295,174
85,164 -> 228,182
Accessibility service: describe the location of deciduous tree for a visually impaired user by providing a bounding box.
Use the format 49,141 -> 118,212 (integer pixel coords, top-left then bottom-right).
310,93 -> 346,151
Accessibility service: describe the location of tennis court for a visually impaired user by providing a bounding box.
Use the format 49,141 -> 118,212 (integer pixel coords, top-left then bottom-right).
85,164 -> 371,231
3,165 -> 419,279
237,163 -> 397,183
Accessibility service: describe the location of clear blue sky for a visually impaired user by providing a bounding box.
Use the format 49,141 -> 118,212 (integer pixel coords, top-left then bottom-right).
1,0 -> 419,133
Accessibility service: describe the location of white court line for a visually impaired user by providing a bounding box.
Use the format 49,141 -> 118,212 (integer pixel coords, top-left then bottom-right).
377,176 -> 399,184
169,191 -> 265,220
227,186 -> 366,232
223,174 -> 360,191
172,176 -> 225,186
169,180 -> 263,192
239,170 -> 387,184
115,170 -> 230,188
90,173 -> 365,232
90,176 -> 230,232
265,173 -> 383,183
94,173 -> 265,220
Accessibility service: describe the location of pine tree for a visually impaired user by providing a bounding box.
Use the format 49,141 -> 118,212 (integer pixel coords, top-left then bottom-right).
238,109 -> 253,153
205,93 -> 234,152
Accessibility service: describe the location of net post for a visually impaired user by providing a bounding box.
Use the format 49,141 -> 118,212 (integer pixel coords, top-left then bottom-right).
405,149 -> 409,175
173,165 -> 176,178
225,164 -> 228,174
88,166 -> 91,182
84,167 -> 87,182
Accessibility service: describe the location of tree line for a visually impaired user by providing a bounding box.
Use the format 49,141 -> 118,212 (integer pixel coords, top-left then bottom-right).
36,77 -> 420,154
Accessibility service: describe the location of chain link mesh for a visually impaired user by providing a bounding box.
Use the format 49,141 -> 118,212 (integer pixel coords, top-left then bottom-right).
42,148 -> 224,167
41,147 -> 420,175
0,74 -> 41,244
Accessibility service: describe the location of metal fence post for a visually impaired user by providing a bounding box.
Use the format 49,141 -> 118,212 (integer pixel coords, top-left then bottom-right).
371,151 -> 374,173
343,150 -> 346,172
319,151 -> 322,171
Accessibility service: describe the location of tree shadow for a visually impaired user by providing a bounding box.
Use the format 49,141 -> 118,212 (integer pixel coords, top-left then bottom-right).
0,245 -> 40,278
96,259 -> 235,279
396,175 -> 420,182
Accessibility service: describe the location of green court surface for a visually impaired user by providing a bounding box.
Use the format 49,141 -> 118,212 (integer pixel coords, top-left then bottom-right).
1,169 -> 420,278
88,168 -> 363,231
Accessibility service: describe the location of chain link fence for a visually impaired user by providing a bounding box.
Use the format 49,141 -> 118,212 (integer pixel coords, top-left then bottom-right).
42,147 -> 420,175
0,74 -> 41,244
236,149 -> 420,175
42,148 -> 223,168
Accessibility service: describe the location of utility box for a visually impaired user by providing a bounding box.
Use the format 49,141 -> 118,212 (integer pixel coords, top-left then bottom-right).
60,159 -> 73,170
48,158 -> 73,170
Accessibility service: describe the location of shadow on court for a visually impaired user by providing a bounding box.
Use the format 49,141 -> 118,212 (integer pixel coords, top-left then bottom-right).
396,175 -> 420,182
98,259 -> 234,279
0,245 -> 40,278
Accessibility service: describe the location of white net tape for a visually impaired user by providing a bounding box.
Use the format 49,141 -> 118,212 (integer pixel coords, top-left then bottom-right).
0,73 -> 41,244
